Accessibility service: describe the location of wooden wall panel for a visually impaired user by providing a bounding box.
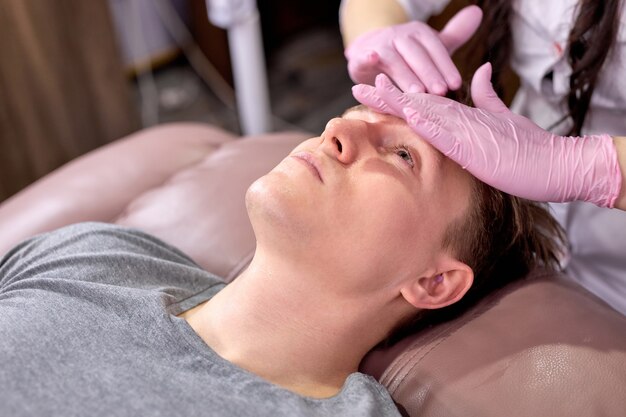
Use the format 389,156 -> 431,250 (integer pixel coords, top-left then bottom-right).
0,0 -> 139,201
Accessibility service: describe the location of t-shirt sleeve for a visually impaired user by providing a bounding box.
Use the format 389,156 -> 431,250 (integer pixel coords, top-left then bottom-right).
0,222 -> 223,297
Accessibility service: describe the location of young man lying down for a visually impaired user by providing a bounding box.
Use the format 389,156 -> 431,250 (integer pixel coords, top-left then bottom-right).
0,105 -> 563,417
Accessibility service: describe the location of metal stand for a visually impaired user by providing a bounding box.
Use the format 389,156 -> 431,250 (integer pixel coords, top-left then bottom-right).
206,0 -> 272,135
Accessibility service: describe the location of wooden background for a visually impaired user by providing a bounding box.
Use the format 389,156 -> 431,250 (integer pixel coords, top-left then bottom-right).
0,0 -> 139,202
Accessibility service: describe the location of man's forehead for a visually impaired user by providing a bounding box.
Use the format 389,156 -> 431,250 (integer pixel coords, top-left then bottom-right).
341,104 -> 403,126
341,104 -> 383,120
341,104 -> 369,117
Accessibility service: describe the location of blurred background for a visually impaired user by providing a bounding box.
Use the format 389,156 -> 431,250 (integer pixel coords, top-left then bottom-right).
0,0 -> 354,202
0,0 -> 466,203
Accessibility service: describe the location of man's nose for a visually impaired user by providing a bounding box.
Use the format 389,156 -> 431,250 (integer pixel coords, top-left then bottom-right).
320,118 -> 369,164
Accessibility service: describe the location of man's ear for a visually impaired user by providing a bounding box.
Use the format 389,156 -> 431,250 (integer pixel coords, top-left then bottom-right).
400,261 -> 474,309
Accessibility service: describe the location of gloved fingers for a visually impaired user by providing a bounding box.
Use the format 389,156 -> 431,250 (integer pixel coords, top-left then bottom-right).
393,36 -> 449,95
347,50 -> 382,85
439,5 -> 483,53
373,73 -> 417,116
403,106 -> 460,159
377,53 -> 427,93
374,73 -> 454,113
470,62 -> 510,114
415,33 -> 462,90
351,84 -> 397,116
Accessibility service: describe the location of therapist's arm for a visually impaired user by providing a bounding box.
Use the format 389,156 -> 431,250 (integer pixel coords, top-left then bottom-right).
340,0 -> 410,46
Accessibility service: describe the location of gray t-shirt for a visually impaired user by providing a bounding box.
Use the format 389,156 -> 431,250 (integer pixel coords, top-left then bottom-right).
0,222 -> 400,417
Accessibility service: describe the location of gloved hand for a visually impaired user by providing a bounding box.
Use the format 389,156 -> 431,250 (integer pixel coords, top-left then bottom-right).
352,63 -> 622,208
344,5 -> 482,95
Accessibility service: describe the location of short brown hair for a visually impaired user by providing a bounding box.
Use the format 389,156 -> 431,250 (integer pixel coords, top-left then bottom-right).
440,178 -> 566,319
391,177 -> 566,339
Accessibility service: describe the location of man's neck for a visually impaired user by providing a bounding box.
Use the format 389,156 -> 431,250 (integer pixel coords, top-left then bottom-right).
181,252 -> 402,398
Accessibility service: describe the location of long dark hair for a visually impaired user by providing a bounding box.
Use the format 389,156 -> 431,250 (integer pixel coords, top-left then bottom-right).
460,0 -> 622,136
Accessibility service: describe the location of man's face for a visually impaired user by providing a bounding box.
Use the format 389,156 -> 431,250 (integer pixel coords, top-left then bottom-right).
246,106 -> 473,295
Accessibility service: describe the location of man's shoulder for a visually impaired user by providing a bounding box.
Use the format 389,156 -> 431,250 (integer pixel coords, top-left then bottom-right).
4,222 -> 196,266
0,222 -> 223,295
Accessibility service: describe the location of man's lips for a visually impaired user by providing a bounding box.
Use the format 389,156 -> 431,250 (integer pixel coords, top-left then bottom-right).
291,152 -> 324,183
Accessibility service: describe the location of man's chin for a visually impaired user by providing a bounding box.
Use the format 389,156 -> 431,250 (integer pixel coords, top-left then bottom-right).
245,176 -> 311,237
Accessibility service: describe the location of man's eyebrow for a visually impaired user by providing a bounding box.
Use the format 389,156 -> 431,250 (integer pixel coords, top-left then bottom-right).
340,104 -> 369,118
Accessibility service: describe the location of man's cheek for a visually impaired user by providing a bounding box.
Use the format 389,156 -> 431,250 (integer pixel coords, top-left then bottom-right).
291,138 -> 319,153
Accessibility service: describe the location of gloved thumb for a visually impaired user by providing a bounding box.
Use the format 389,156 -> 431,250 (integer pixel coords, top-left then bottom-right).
471,62 -> 509,113
439,5 -> 483,53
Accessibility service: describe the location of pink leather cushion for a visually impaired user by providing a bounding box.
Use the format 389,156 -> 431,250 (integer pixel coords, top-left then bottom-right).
361,269 -> 626,417
0,123 -> 234,256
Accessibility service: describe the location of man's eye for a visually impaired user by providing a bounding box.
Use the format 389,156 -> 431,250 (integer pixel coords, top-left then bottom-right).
394,145 -> 414,167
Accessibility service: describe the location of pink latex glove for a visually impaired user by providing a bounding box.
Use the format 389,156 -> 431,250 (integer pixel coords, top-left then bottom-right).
352,63 -> 622,208
345,5 -> 482,95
